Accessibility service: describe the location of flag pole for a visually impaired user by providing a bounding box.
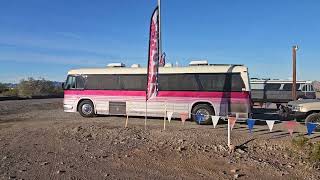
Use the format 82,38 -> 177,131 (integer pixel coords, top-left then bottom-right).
163,102 -> 167,130
145,100 -> 147,130
125,102 -> 129,128
158,0 -> 162,61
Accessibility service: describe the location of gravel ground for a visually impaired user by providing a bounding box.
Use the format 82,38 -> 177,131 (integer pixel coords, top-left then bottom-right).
0,98 -> 319,180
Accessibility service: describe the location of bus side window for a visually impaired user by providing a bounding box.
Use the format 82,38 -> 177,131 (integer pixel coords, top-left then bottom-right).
302,84 -> 308,92
265,83 -> 281,91
310,85 -> 314,92
76,76 -> 85,89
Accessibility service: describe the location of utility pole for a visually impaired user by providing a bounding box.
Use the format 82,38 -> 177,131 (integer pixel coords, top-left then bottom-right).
292,45 -> 298,100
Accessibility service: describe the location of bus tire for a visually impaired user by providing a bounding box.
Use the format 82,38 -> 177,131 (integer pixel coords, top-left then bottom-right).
78,100 -> 95,118
192,104 -> 215,125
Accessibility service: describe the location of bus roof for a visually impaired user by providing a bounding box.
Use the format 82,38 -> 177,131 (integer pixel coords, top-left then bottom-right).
68,64 -> 248,75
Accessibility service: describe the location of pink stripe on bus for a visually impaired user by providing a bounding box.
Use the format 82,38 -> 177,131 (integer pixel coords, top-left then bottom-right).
64,90 -> 250,99
158,91 -> 249,98
64,90 -> 145,96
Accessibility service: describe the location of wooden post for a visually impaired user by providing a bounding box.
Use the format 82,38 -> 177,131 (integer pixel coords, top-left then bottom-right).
163,103 -> 167,130
125,115 -> 128,128
292,45 -> 298,101
145,101 -> 147,130
125,102 -> 129,128
227,117 -> 231,147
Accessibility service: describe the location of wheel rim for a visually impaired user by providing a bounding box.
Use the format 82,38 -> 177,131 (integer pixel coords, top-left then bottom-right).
306,114 -> 320,131
308,115 -> 320,123
82,104 -> 93,115
196,109 -> 210,122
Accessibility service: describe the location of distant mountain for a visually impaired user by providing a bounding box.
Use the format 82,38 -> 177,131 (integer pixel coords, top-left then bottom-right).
52,81 -> 63,88
3,83 -> 18,88
1,81 -> 63,89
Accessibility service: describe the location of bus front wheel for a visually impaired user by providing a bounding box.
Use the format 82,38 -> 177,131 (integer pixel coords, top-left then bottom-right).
192,104 -> 215,125
78,100 -> 95,117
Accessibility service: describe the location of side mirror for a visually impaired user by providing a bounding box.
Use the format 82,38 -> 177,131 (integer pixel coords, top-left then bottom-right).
61,82 -> 65,90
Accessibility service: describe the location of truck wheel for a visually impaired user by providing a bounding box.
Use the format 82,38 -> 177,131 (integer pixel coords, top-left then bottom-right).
78,100 -> 95,117
192,104 -> 215,125
305,113 -> 320,131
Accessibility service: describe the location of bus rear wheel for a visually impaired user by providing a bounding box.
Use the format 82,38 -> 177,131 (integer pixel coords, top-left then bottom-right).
192,104 -> 215,125
78,100 -> 95,117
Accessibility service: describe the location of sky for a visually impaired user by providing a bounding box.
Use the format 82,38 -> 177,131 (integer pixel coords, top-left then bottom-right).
0,0 -> 320,83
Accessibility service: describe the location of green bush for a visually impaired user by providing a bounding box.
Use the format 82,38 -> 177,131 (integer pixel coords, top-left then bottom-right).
1,88 -> 18,96
292,134 -> 310,149
0,83 -> 7,93
17,77 -> 61,98
0,78 -> 62,98
292,135 -> 320,166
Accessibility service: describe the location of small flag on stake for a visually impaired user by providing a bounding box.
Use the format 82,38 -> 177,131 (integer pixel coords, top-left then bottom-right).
196,114 -> 205,124
211,116 -> 220,128
284,121 -> 298,136
180,112 -> 188,125
247,119 -> 256,133
306,122 -> 318,136
167,111 -> 173,123
229,117 -> 237,130
266,120 -> 275,132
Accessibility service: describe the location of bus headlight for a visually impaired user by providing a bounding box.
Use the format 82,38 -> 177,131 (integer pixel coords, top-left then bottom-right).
64,104 -> 73,110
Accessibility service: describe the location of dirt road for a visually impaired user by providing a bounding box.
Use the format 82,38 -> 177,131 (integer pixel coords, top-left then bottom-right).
0,99 -> 319,180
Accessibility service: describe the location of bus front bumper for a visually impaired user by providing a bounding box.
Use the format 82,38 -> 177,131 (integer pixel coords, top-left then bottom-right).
64,104 -> 76,112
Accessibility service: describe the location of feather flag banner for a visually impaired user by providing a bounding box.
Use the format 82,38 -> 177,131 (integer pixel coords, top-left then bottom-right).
211,116 -> 220,128
266,120 -> 275,132
146,7 -> 160,101
306,122 -> 318,136
144,6 -> 160,130
159,52 -> 166,66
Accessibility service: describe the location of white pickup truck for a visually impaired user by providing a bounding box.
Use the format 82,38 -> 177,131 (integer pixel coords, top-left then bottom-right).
283,99 -> 320,124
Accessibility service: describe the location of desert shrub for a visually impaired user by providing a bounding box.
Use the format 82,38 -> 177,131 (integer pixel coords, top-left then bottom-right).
52,85 -> 64,95
291,135 -> 320,167
0,83 -> 7,93
1,88 -> 18,96
292,134 -> 310,149
310,142 -> 320,163
17,77 -> 57,98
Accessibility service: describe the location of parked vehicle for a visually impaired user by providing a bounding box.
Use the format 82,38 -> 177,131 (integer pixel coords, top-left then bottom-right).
62,61 -> 252,125
282,99 -> 320,128
250,79 -> 316,108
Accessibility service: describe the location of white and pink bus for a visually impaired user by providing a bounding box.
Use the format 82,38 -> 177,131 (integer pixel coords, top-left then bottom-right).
63,61 -> 252,124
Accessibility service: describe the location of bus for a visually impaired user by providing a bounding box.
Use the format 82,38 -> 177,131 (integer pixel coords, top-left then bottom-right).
63,61 -> 252,125
250,79 -> 316,108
